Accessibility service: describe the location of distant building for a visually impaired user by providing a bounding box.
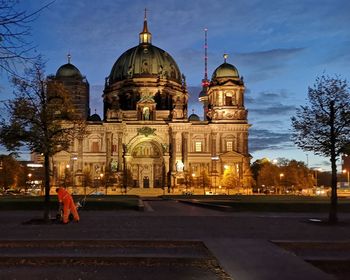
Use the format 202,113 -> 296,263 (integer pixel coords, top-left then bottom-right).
342,154 -> 350,171
46,15 -> 252,193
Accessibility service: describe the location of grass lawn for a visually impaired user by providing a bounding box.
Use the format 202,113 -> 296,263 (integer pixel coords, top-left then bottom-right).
169,195 -> 350,212
0,195 -> 140,211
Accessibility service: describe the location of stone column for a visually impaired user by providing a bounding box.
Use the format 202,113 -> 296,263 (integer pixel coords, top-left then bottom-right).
106,132 -> 112,171
238,132 -> 245,154
182,132 -> 189,171
117,132 -> 123,171
77,137 -> 83,171
171,131 -> 177,172
211,132 -> 217,157
163,155 -> 170,190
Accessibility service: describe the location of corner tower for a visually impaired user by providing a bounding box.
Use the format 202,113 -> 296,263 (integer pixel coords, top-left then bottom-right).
51,54 -> 90,120
207,54 -> 247,124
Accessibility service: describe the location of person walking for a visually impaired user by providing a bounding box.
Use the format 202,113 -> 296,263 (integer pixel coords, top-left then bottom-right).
56,187 -> 80,224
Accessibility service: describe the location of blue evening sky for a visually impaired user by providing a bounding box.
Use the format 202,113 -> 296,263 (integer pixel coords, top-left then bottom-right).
1,0 -> 350,170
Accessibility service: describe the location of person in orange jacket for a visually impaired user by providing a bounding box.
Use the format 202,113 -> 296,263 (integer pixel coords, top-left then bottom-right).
56,187 -> 80,224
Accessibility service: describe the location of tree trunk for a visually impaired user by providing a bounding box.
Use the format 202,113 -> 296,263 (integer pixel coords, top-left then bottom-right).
43,153 -> 51,222
329,156 -> 338,224
328,101 -> 338,224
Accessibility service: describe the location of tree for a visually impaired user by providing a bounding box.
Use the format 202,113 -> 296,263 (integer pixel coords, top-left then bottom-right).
291,74 -> 350,224
251,158 -> 270,191
0,0 -> 53,76
257,162 -> 280,193
221,166 -> 241,194
0,60 -> 85,222
284,160 -> 314,191
200,169 -> 210,193
0,154 -> 22,189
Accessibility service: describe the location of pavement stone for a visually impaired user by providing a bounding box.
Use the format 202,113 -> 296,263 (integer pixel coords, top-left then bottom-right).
0,200 -> 350,279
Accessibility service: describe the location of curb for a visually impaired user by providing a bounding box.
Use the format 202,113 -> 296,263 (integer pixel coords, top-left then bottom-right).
137,198 -> 145,211
178,199 -> 233,212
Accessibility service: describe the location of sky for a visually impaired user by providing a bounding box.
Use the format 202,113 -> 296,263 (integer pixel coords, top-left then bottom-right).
1,0 -> 350,170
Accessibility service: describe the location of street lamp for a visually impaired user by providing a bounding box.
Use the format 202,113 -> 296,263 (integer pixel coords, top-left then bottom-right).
211,156 -> 219,193
343,169 -> 350,188
100,173 -> 105,194
64,164 -> 71,188
27,173 -> 32,191
279,173 -> 284,194
314,168 -> 322,188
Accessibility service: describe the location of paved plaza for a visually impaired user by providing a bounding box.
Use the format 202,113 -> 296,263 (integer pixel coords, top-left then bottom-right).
0,199 -> 349,279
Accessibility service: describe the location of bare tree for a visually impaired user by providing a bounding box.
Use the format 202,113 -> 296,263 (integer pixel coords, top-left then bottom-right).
0,59 -> 85,222
0,0 -> 53,75
291,74 -> 350,224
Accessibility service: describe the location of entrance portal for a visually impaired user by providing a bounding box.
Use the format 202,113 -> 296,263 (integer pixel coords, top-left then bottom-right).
143,176 -> 150,188
130,141 -> 164,189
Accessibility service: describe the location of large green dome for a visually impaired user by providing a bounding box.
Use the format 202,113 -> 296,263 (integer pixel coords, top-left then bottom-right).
109,44 -> 182,84
108,14 -> 182,85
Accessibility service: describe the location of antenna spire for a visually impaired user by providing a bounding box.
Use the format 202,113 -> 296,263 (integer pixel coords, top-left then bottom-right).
202,28 -> 209,87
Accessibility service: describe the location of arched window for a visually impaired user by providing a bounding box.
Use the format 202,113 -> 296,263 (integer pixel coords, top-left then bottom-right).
225,92 -> 234,106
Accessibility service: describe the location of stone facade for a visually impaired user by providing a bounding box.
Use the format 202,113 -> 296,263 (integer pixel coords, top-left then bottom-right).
50,17 -> 252,194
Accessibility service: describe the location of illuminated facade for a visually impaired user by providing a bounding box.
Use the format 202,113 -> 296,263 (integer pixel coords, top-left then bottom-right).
50,15 -> 252,193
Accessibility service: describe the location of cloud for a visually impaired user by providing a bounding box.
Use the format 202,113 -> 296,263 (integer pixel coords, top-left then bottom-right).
249,104 -> 296,115
249,128 -> 293,152
255,120 -> 284,126
235,48 -> 306,82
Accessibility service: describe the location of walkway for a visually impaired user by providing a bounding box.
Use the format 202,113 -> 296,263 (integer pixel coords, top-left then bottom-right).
0,199 -> 349,279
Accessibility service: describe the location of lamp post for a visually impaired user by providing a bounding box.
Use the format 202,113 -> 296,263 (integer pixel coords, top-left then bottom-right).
314,168 -> 322,188
100,173 -> 105,194
191,173 -> 195,190
343,169 -> 350,188
279,173 -> 284,194
211,156 -> 219,194
65,164 -> 70,188
224,165 -> 229,194
27,173 -> 32,192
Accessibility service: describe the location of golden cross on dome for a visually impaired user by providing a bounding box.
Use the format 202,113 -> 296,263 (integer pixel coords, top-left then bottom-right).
67,53 -> 71,64
223,53 -> 228,63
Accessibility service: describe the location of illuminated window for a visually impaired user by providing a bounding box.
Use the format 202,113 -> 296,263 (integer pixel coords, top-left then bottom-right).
225,92 -> 233,106
226,141 -> 233,152
195,142 -> 202,152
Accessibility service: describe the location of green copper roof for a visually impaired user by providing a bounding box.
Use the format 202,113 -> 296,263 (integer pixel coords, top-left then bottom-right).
211,62 -> 239,80
109,44 -> 182,84
56,63 -> 82,78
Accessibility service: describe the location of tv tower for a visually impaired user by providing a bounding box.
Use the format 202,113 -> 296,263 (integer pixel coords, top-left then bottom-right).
202,28 -> 209,87
199,28 -> 209,120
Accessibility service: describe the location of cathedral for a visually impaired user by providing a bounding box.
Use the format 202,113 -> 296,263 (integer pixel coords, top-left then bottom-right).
49,15 -> 252,194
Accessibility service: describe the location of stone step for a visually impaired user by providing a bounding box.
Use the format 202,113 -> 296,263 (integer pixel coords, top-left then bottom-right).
0,240 -> 211,258
0,240 -> 232,280
272,240 -> 350,259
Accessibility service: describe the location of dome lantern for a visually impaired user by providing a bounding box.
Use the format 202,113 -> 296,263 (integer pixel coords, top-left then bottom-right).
139,8 -> 152,44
